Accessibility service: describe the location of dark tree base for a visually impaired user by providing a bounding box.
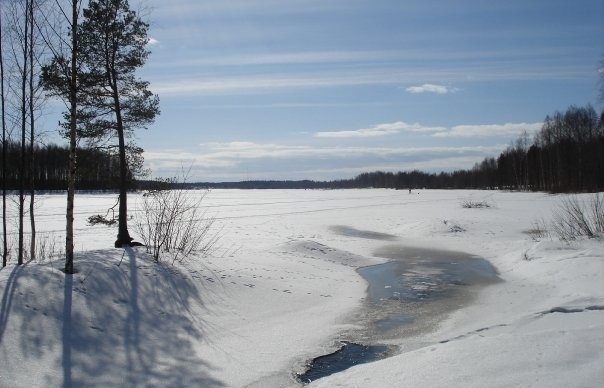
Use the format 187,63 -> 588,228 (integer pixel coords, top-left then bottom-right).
114,235 -> 133,248
114,236 -> 145,248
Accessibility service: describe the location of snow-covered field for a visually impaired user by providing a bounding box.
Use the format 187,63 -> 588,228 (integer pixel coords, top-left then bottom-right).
1,189 -> 603,387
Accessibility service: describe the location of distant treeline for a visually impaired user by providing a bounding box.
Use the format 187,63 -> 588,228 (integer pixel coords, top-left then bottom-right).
1,142 -> 140,190
193,105 -> 604,193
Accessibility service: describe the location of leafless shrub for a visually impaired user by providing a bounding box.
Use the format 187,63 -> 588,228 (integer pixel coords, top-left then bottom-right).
590,193 -> 604,233
134,181 -> 218,263
551,194 -> 604,242
461,199 -> 492,209
443,219 -> 466,233
524,218 -> 550,241
34,233 -> 63,263
2,232 -> 63,264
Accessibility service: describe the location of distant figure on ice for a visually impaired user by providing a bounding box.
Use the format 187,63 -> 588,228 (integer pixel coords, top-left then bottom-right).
408,188 -> 412,194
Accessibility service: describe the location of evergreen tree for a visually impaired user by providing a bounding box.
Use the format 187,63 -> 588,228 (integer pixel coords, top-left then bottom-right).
78,0 -> 159,247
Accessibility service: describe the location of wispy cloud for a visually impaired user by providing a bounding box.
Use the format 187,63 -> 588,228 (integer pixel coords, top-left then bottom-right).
151,63 -> 592,96
146,0 -> 333,17
150,50 -> 401,68
406,83 -> 456,94
433,122 -> 542,138
152,71 -> 400,95
147,141 -> 503,163
144,141 -> 507,180
315,122 -> 402,138
315,121 -> 446,138
145,121 -> 543,179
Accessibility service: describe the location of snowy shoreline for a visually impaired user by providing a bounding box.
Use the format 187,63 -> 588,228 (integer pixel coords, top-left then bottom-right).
1,189 -> 603,387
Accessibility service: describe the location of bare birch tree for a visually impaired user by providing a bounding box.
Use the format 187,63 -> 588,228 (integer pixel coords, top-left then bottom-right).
41,0 -> 83,273
1,2 -> 7,267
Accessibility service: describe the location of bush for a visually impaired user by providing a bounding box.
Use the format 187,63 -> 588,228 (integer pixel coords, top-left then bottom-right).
461,199 -> 492,209
551,194 -> 604,242
443,219 -> 466,233
87,214 -> 116,226
134,183 -> 217,263
523,219 -> 550,241
2,232 -> 63,264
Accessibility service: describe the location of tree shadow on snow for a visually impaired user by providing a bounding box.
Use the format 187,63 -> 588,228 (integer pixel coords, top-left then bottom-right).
0,264 -> 26,343
0,248 -> 224,387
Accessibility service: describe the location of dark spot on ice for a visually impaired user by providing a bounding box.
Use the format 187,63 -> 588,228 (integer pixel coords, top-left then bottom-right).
586,305 -> 604,311
330,225 -> 398,241
547,307 -> 584,314
543,305 -> 604,314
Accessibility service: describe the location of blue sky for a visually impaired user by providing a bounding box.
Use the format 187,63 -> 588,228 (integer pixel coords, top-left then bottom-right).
127,0 -> 603,182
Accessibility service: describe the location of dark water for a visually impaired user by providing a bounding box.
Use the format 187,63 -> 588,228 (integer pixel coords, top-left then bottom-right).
298,244 -> 499,383
297,342 -> 389,383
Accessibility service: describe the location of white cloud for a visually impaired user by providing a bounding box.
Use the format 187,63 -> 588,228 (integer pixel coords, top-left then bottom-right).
147,142 -> 502,164
315,121 -> 446,138
151,71 -> 401,95
314,120 -> 543,140
154,50 -> 400,68
145,121 -> 540,179
144,142 -> 506,181
143,150 -> 237,169
150,61 -> 591,96
433,122 -> 542,138
405,83 -> 453,94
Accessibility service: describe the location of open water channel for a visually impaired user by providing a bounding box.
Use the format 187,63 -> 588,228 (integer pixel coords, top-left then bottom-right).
298,227 -> 500,383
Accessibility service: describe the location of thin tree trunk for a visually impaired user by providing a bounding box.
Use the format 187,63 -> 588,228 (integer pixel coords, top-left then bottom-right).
18,0 -> 30,265
65,0 -> 78,274
1,5 -> 7,267
29,0 -> 36,261
113,77 -> 132,248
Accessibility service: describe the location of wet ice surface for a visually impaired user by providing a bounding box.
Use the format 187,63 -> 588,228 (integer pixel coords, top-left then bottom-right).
360,246 -> 500,339
299,236 -> 500,383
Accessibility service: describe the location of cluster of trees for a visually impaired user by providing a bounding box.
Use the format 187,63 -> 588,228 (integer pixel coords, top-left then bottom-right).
1,0 -> 159,273
2,140 -> 145,190
494,105 -> 604,192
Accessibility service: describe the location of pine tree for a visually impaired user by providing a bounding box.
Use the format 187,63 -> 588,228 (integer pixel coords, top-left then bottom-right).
78,0 -> 159,247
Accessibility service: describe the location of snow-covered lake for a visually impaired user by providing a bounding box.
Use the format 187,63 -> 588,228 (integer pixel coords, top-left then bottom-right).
1,189 -> 603,387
